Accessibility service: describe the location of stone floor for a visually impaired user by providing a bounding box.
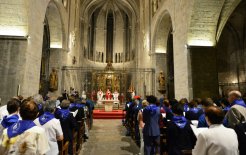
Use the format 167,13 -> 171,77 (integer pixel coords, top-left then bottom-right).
80,119 -> 140,155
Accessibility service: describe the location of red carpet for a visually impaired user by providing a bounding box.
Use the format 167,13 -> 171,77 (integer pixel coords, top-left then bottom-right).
93,110 -> 126,119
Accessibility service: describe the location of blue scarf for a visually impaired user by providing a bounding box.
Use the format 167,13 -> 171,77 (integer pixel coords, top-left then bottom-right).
184,103 -> 189,112
223,106 -> 231,112
7,120 -> 36,138
76,104 -> 85,109
190,107 -> 200,114
172,116 -> 187,129
56,109 -> 70,120
39,112 -> 55,125
69,103 -> 76,109
232,99 -> 246,108
145,104 -> 158,115
1,114 -> 19,128
38,104 -> 43,111
70,103 -> 85,109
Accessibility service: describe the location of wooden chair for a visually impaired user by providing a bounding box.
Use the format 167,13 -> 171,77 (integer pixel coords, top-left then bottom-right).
58,140 -> 69,155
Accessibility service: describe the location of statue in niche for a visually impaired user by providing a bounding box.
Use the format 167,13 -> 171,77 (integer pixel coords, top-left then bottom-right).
158,71 -> 165,90
49,68 -> 58,92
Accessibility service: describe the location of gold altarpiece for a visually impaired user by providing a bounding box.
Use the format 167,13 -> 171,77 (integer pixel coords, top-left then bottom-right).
61,65 -> 155,103
91,63 -> 127,92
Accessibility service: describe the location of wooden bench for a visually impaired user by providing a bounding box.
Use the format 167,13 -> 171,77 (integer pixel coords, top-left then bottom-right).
58,140 -> 69,155
76,120 -> 85,153
160,127 -> 167,155
73,129 -> 78,154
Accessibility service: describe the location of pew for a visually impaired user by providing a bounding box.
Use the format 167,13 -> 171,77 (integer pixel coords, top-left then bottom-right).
160,127 -> 167,155
76,119 -> 85,153
58,140 -> 69,155
73,129 -> 78,154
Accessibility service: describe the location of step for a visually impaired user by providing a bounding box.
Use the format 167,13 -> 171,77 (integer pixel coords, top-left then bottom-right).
93,110 -> 126,119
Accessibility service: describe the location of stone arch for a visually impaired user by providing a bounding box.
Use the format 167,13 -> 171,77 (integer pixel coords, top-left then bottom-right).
152,10 -> 175,98
187,0 -> 241,47
216,0 -> 241,41
80,0 -> 139,63
45,0 -> 65,48
216,0 -> 246,96
152,11 -> 172,54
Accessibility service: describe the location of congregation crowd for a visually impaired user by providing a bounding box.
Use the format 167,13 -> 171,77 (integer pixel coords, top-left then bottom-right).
0,91 -> 94,155
124,90 -> 246,155
0,89 -> 246,155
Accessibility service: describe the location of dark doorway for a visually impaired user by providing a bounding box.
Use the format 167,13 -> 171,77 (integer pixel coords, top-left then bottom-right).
167,30 -> 175,99
39,18 -> 50,97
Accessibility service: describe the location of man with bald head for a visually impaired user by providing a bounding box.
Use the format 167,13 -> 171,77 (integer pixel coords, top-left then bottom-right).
225,90 -> 246,128
193,106 -> 239,155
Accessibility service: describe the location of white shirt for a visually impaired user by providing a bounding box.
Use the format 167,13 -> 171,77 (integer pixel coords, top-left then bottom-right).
0,105 -> 8,123
34,118 -> 63,155
0,126 -> 50,155
192,124 -> 239,155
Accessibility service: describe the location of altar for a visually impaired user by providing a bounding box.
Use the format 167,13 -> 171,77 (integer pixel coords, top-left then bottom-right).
101,100 -> 119,112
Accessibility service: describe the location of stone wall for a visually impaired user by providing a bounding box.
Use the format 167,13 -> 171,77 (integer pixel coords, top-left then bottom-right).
0,39 -> 27,103
190,47 -> 219,98
0,0 -> 69,103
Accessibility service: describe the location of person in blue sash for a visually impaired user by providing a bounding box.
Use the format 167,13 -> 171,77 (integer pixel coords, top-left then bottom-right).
143,95 -> 160,155
77,98 -> 90,140
162,99 -> 173,121
33,94 -> 45,117
0,99 -> 20,133
55,99 -> 77,155
197,98 -> 214,128
185,100 -> 204,120
124,98 -> 133,136
133,96 -> 142,146
179,98 -> 189,112
34,100 -> 63,155
0,100 -> 49,154
195,98 -> 203,109
224,90 -> 246,128
220,98 -> 231,114
167,103 -> 196,155
86,98 -> 94,129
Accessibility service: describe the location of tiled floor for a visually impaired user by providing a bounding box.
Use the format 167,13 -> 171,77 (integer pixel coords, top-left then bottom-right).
80,119 -> 139,155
